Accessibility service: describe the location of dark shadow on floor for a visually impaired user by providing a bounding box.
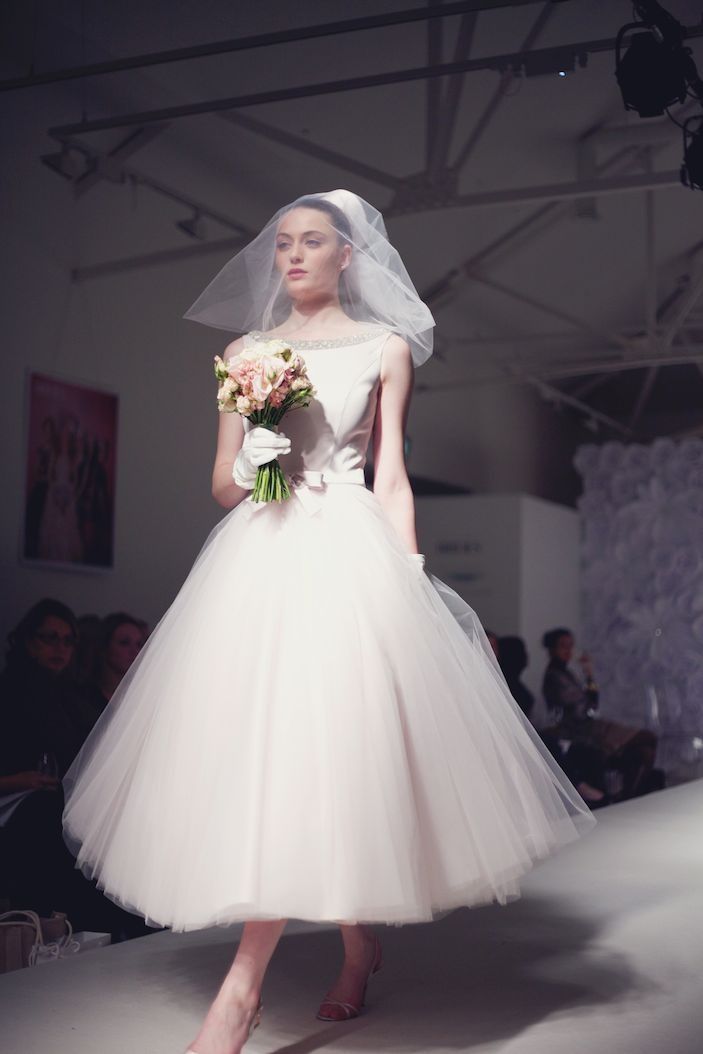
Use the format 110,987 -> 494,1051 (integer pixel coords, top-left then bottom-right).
157,892 -> 651,1052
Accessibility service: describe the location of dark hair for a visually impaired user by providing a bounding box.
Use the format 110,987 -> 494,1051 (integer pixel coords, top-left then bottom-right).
498,636 -> 528,677
541,627 -> 573,652
287,196 -> 353,244
6,598 -> 79,668
99,612 -> 145,652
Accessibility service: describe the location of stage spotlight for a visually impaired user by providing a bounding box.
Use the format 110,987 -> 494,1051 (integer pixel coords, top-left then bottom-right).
681,116 -> 703,190
615,27 -> 688,116
176,212 -> 206,239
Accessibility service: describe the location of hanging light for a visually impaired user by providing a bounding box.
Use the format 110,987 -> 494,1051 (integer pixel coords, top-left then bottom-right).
615,24 -> 688,117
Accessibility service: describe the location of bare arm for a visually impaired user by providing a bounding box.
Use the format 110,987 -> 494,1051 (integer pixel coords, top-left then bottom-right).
211,338 -> 250,509
372,334 -> 419,554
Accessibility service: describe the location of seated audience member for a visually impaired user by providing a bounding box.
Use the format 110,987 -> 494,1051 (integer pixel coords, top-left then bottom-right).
75,613 -> 102,686
82,612 -> 147,723
0,600 -> 148,939
541,627 -> 661,801
497,636 -> 534,720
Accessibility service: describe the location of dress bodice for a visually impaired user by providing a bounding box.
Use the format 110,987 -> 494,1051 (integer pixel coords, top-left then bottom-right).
244,327 -> 391,479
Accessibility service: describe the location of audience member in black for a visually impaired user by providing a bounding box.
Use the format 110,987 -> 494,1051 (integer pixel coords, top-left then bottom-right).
82,612 -> 147,724
75,613 -> 101,686
0,599 -> 149,939
497,636 -> 534,720
541,627 -> 661,801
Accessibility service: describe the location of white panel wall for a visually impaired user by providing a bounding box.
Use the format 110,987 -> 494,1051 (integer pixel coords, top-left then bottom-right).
415,493 -> 580,723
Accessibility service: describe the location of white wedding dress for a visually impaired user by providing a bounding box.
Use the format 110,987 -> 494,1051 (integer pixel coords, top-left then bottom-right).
63,327 -> 594,932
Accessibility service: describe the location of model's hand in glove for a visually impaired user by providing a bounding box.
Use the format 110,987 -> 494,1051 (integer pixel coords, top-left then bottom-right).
232,426 -> 291,490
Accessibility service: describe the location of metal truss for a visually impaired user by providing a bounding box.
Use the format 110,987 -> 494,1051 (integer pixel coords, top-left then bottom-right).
2,1 -> 545,92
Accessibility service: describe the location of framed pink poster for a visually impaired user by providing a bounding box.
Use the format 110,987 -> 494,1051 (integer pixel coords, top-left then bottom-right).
22,372 -> 119,570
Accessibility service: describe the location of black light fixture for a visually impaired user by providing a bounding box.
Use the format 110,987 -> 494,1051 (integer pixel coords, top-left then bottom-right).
615,1 -> 703,192
615,27 -> 688,117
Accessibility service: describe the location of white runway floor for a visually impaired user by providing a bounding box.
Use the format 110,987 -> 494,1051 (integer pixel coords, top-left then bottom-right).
3,779 -> 703,1054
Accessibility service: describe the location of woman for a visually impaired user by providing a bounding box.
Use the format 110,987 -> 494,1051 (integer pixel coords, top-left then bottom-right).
542,627 -> 658,801
81,613 -> 147,721
0,600 -> 103,926
63,191 -> 594,1054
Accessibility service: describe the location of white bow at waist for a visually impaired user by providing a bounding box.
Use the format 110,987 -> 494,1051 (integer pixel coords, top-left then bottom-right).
246,468 -> 365,517
289,468 -> 365,515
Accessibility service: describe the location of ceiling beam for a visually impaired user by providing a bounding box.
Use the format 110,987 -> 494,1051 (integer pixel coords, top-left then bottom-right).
215,111 -> 401,189
69,164 -> 686,282
48,26 -> 703,138
465,271 -> 634,351
538,349 -> 703,380
425,0 -> 445,173
628,366 -> 659,428
3,1 -> 548,92
72,124 -> 168,197
451,1 -> 554,174
427,11 -> 478,182
448,168 -> 684,209
71,235 -> 247,282
662,267 -> 703,350
421,145 -> 639,302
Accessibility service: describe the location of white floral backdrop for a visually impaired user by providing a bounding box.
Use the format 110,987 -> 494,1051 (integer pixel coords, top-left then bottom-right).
574,438 -> 703,778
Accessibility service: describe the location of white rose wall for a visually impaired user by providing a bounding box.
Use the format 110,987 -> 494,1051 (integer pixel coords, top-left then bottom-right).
575,438 -> 703,782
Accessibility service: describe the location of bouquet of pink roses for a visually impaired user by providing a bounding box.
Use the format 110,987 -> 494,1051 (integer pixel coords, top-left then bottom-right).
213,340 -> 315,503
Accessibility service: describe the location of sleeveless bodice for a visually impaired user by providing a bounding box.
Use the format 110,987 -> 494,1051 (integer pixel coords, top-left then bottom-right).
244,327 -> 391,480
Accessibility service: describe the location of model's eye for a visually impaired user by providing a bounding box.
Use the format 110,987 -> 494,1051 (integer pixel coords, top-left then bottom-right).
276,242 -> 291,251
306,239 -> 321,247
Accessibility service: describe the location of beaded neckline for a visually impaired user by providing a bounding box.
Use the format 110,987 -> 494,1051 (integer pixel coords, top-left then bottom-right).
249,327 -> 382,349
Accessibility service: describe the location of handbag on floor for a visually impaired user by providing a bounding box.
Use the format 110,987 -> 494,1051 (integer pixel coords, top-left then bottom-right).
0,909 -> 80,972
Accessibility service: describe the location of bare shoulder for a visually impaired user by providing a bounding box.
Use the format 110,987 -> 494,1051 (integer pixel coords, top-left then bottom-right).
381,333 -> 412,378
223,335 -> 246,359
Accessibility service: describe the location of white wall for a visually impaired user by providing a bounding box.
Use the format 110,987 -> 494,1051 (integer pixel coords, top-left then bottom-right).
415,493 -> 581,722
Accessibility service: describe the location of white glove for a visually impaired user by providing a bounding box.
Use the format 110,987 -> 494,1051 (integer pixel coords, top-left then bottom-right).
408,553 -> 426,574
233,426 -> 291,489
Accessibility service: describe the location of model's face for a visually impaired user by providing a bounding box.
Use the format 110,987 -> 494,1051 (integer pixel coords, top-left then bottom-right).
553,633 -> 574,663
274,207 -> 350,302
105,622 -> 145,677
25,615 -> 76,675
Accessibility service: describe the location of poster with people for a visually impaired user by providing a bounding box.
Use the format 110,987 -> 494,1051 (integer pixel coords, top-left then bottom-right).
22,372 -> 118,570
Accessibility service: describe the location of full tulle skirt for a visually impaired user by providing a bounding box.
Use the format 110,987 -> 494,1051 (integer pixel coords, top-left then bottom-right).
63,486 -> 594,932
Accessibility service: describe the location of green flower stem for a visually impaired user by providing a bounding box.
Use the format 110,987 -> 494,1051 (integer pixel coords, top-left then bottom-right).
245,396 -> 313,504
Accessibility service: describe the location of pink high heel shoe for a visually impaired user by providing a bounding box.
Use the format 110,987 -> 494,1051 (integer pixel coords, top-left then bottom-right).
186,1001 -> 262,1053
316,936 -> 383,1022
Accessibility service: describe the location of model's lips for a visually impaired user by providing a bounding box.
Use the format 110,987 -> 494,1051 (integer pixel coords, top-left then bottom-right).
288,269 -> 307,276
